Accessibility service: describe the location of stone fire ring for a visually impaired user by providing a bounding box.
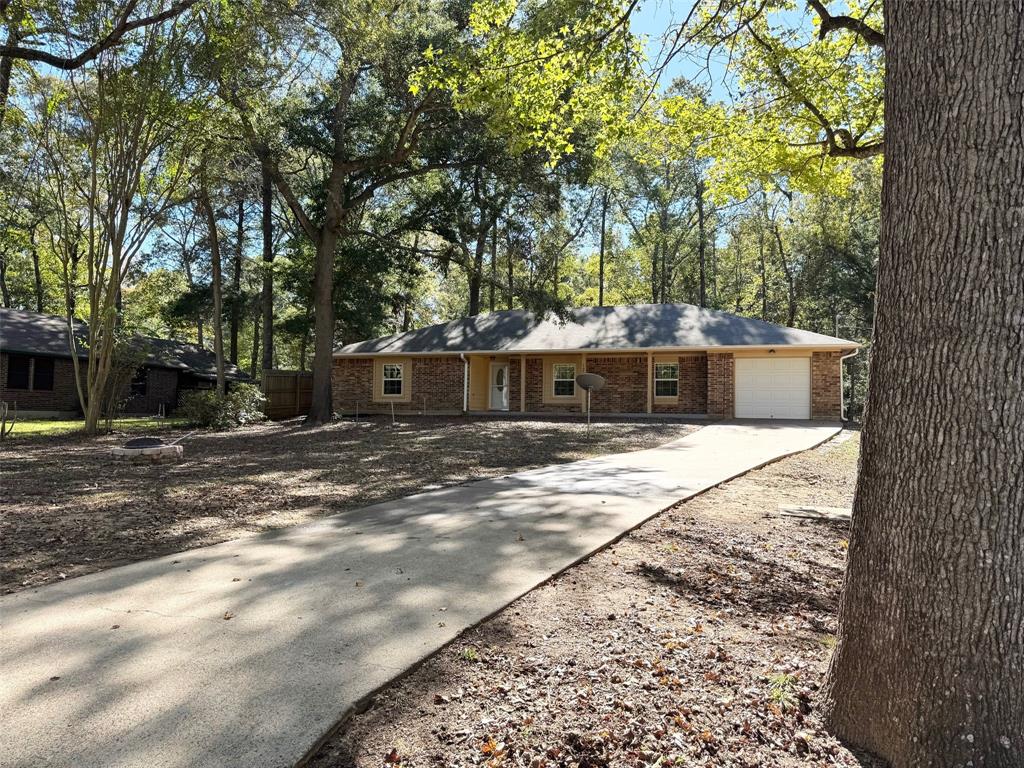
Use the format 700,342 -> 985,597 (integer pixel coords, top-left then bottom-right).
111,443 -> 183,464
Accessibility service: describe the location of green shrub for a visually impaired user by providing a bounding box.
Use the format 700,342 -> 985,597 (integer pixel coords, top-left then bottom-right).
177,383 -> 266,428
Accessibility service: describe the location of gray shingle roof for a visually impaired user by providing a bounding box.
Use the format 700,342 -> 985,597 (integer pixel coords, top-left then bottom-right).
335,304 -> 859,355
0,308 -> 251,381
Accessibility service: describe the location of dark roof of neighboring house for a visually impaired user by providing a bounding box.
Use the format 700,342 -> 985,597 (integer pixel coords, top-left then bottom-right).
336,303 -> 859,355
0,308 -> 251,381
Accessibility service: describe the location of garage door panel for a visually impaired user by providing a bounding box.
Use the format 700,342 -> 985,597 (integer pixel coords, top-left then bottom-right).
734,357 -> 810,419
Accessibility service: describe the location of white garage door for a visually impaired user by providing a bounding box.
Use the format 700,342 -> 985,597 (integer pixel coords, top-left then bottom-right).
735,357 -> 810,419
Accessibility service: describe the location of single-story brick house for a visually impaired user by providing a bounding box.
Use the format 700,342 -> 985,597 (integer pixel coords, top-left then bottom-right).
0,308 -> 251,418
333,303 -> 860,421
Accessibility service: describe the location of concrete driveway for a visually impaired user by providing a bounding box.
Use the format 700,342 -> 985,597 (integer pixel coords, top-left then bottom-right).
0,421 -> 839,768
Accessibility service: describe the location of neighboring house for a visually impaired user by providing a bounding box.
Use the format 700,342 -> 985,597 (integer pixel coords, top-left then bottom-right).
333,303 -> 861,421
0,308 -> 251,418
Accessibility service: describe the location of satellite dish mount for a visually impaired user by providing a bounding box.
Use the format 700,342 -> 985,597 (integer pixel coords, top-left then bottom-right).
575,372 -> 607,439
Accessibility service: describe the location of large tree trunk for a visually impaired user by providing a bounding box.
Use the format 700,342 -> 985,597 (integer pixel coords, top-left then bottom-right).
695,177 -> 706,308
306,225 -> 338,425
31,224 -> 43,312
468,234 -> 485,315
824,3 -> 1024,766
229,199 -> 243,364
598,190 -> 607,307
249,310 -> 259,379
772,221 -> 796,327
260,169 -> 274,373
0,252 -> 11,306
506,235 -> 514,310
488,218 -> 497,313
198,187 -> 226,397
0,7 -> 22,126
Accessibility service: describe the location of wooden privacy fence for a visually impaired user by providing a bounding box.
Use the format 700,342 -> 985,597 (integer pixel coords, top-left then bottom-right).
262,369 -> 313,419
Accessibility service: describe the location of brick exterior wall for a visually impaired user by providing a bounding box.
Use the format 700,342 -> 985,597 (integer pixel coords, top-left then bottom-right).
707,352 -> 735,419
586,354 -> 647,413
410,356 -> 464,412
331,356 -> 464,414
332,349 -> 845,420
0,353 -> 184,415
652,353 -> 708,415
508,357 -> 522,412
122,367 -> 179,415
1,353 -> 84,413
811,351 -> 843,420
524,356 -> 582,413
332,357 -> 374,413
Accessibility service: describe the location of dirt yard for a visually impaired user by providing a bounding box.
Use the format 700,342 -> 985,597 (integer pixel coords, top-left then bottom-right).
0,417 -> 693,593
309,432 -> 878,768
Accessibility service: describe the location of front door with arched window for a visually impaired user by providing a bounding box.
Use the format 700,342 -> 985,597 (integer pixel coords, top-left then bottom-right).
489,362 -> 509,411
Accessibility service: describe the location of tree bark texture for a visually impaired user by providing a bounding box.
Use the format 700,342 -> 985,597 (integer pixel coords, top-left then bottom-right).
30,224 -> 43,312
468,233 -> 485,315
0,253 -> 11,306
229,199 -> 243,364
696,178 -> 706,308
824,3 -> 1024,766
306,224 -> 338,424
599,190 -> 607,307
198,187 -> 226,397
489,217 -> 497,313
260,169 -> 274,373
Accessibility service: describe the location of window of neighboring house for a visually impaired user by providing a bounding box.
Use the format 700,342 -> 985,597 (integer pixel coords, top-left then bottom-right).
32,357 -> 55,391
655,362 -> 679,398
6,354 -> 31,389
382,363 -> 403,396
553,363 -> 576,397
130,367 -> 148,397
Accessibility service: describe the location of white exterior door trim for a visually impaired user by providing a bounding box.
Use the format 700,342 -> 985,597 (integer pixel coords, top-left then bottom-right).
489,362 -> 509,411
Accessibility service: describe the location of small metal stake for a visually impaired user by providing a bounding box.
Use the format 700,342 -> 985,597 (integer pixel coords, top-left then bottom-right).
390,401 -> 395,427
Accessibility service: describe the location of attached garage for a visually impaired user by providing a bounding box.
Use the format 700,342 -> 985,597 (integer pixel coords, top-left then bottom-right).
734,356 -> 811,419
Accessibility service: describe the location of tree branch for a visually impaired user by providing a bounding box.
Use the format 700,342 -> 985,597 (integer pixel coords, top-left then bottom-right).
0,0 -> 201,68
806,0 -> 884,48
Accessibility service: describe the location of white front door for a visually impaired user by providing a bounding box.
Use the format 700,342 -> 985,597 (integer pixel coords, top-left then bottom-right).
734,356 -> 811,419
489,363 -> 509,410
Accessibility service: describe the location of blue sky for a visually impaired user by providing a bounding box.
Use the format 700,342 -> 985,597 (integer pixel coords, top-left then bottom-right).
630,0 -> 735,101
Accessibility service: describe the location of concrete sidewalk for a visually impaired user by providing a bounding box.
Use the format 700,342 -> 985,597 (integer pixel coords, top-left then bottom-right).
0,421 -> 839,768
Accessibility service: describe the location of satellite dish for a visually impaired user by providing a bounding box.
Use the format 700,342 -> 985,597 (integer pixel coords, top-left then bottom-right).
576,372 -> 606,391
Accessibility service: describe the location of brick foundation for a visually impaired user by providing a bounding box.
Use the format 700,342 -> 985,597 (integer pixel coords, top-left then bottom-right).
707,352 -> 735,419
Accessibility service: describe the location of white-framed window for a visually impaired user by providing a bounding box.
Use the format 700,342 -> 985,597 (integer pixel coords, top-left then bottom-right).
382,363 -> 403,396
553,363 -> 576,397
655,362 -> 679,398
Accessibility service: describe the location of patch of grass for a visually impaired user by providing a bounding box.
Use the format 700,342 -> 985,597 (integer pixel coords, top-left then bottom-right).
461,647 -> 480,663
6,416 -> 187,439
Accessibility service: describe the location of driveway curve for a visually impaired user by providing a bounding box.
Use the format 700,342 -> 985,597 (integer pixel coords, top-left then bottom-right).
0,421 -> 840,768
